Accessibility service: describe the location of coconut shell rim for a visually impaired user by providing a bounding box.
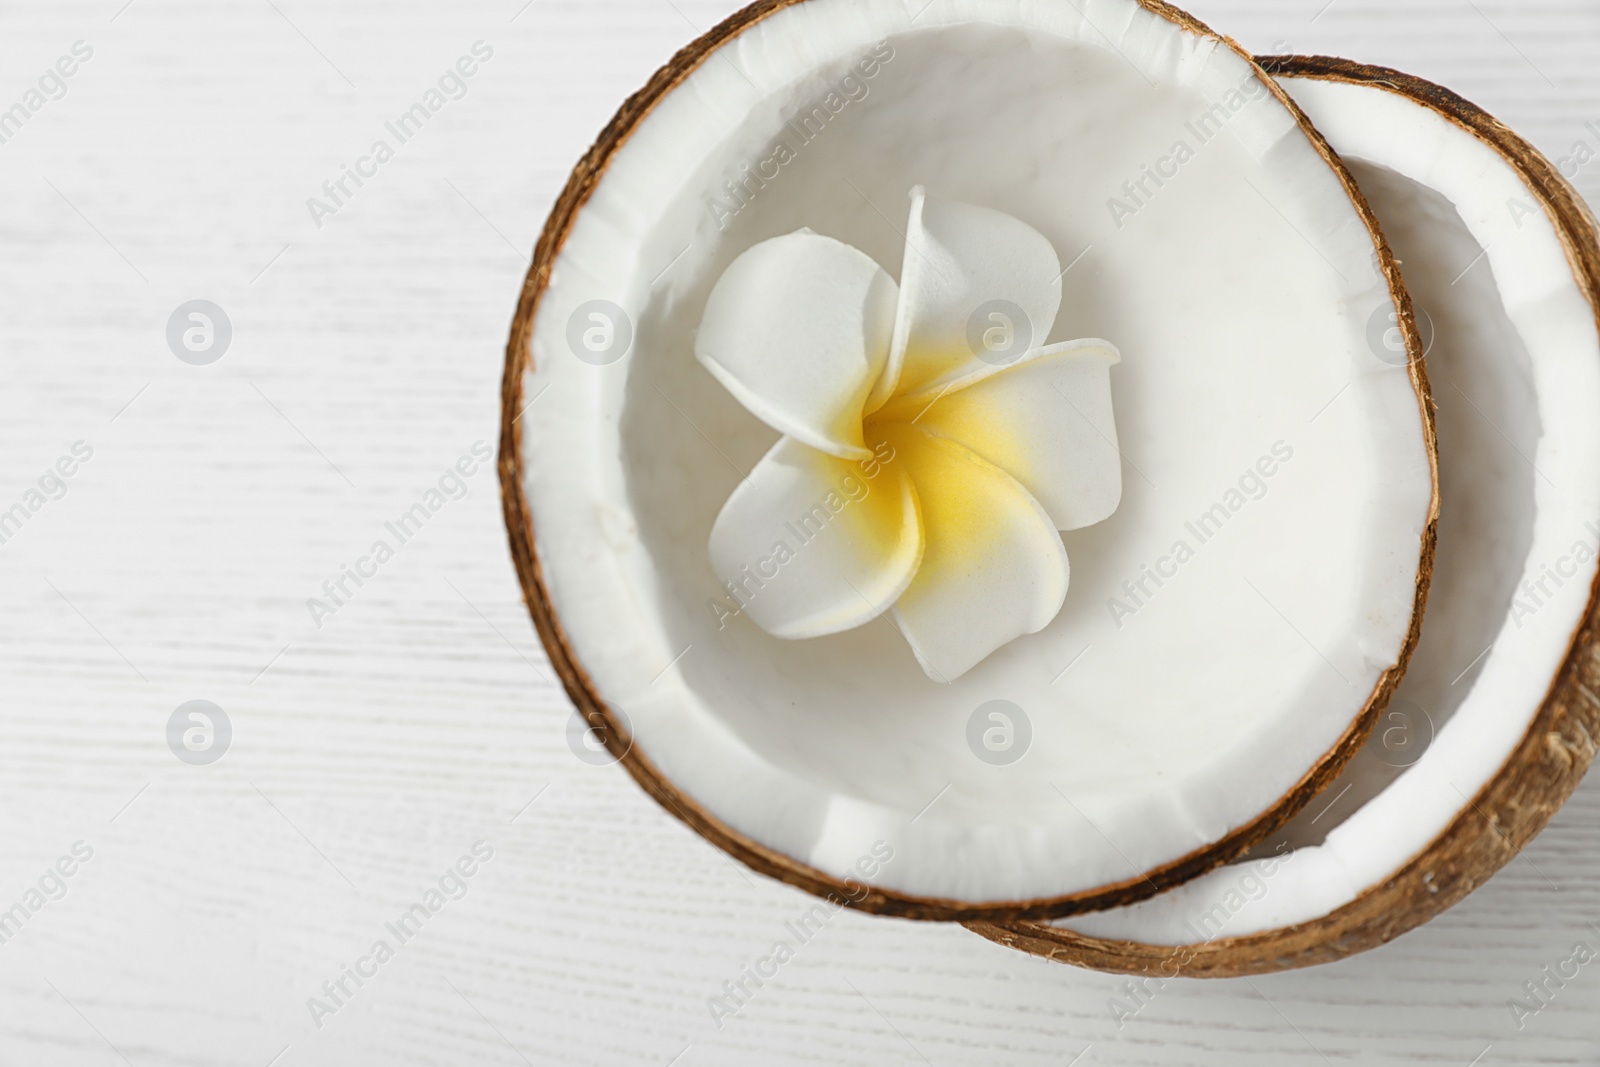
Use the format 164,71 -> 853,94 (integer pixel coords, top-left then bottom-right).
968,52 -> 1600,970
496,10 -> 1439,922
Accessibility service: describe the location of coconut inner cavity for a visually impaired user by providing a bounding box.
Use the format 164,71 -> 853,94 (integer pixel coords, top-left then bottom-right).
521,4 -> 1433,906
1252,159 -> 1539,853
1049,72 -> 1600,943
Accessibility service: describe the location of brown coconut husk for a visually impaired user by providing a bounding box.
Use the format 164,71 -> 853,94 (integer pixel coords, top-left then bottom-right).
498,15 -> 1437,922
968,55 -> 1599,970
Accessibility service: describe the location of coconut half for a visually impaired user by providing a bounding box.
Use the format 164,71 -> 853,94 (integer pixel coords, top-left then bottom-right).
970,56 -> 1600,969
499,5 -> 1437,919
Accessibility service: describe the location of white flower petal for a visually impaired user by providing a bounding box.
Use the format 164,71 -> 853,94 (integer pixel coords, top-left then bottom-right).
696,231 -> 898,461
880,340 -> 1124,531
879,425 -> 1069,682
873,187 -> 1064,407
709,436 -> 922,639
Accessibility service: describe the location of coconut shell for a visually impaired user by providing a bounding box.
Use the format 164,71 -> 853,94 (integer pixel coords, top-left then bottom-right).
967,55 -> 1600,972
497,12 -> 1437,922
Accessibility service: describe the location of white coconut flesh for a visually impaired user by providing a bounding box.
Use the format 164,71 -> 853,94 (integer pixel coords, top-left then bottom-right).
1045,72 -> 1600,943
517,0 -> 1435,908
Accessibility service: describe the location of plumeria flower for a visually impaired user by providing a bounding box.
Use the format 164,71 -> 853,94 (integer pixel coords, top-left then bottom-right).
696,187 -> 1122,682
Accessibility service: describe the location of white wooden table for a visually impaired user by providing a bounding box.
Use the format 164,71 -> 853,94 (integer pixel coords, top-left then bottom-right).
3,1 -> 1599,1063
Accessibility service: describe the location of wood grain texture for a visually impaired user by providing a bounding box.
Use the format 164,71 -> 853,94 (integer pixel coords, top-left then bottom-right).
2,0 -> 1599,1064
